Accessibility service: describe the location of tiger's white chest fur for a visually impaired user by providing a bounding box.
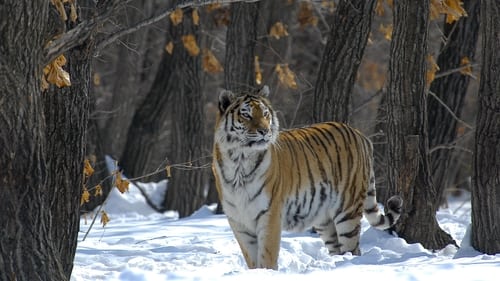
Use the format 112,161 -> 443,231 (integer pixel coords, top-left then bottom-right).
215,147 -> 272,228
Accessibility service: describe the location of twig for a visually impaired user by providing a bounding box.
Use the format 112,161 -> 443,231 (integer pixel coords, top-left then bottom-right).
45,0 -> 260,63
131,179 -> 168,213
43,0 -> 128,65
428,90 -> 473,130
81,175 -> 115,242
434,63 -> 479,80
96,0 -> 261,52
428,144 -> 473,155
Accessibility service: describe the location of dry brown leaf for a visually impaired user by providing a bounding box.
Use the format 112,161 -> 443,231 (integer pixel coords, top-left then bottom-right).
166,165 -> 172,178
321,0 -> 335,13
43,54 -> 71,88
182,34 -> 200,56
115,172 -> 130,193
83,159 -> 94,178
68,0 -> 78,22
41,76 -> 49,91
255,56 -> 262,85
165,41 -> 174,55
430,0 -> 442,20
269,22 -> 289,39
275,64 -> 298,89
93,73 -> 101,86
426,55 -> 440,86
94,184 -> 103,197
430,0 -> 467,23
192,9 -> 200,25
379,23 -> 393,41
213,7 -> 230,27
51,0 -> 68,21
444,0 -> 467,23
375,0 -> 385,16
206,3 -> 222,12
298,2 -> 318,28
170,8 -> 184,26
100,211 -> 110,227
51,0 -> 78,22
459,56 -> 473,76
202,49 -> 223,74
81,187 -> 90,206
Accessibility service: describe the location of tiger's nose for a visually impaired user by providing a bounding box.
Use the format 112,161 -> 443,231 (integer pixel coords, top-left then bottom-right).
257,128 -> 269,136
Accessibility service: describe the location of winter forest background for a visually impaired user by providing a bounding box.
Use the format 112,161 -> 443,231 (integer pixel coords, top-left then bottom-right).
0,0 -> 499,280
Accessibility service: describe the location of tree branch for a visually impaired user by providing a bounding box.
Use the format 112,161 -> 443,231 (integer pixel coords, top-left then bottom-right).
428,90 -> 473,130
44,0 -> 260,63
434,63 -> 480,80
43,0 -> 128,65
96,0 -> 259,52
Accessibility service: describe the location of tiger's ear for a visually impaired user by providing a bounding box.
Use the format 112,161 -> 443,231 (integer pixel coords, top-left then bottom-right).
257,85 -> 270,97
219,89 -> 235,113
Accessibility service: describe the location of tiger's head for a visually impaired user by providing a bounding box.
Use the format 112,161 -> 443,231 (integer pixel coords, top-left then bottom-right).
215,86 -> 279,151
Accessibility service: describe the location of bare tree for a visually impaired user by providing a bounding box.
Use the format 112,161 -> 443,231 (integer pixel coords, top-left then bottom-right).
386,0 -> 456,250
163,4 -> 207,218
224,1 -> 260,93
313,0 -> 376,123
471,0 -> 500,255
0,0 -> 108,279
428,0 -> 479,207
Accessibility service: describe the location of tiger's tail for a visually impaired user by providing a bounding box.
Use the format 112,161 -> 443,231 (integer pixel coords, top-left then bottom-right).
363,169 -> 403,230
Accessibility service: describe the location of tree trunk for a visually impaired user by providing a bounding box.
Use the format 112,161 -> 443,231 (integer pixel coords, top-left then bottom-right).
313,0 -> 375,123
428,0 -> 479,208
0,1 -> 94,279
373,91 -> 389,202
471,0 -> 500,254
162,5 -> 206,218
100,0 -> 165,160
211,1 -> 261,215
386,0 -> 456,250
224,1 -> 260,93
43,40 -> 91,279
118,44 -> 176,182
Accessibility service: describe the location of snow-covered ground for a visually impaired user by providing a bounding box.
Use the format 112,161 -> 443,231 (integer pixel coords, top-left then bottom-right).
71,181 -> 500,281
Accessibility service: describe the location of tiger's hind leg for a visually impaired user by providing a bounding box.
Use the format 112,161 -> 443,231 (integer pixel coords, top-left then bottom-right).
315,219 -> 341,255
332,206 -> 363,255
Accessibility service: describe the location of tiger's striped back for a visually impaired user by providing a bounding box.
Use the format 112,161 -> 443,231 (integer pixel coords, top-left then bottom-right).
212,87 -> 402,270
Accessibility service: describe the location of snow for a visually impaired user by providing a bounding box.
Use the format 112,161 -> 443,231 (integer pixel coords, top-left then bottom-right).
72,181 -> 500,281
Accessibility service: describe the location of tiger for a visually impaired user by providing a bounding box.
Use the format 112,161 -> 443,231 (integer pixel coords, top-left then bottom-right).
212,86 -> 403,270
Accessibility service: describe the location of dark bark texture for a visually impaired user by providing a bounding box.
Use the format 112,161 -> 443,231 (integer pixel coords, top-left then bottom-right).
224,1 -> 260,93
162,5 -> 207,218
471,0 -> 500,255
313,0 -> 375,123
100,1 -> 166,160
118,41 -> 176,181
428,0 -> 479,208
386,0 -> 456,250
0,1 -> 94,280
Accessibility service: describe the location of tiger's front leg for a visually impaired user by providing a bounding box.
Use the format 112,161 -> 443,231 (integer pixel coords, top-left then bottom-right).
228,218 -> 258,269
255,207 -> 282,270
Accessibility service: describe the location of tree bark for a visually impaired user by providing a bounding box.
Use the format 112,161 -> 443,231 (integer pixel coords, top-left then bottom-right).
161,5 -> 206,218
386,0 -> 456,250
313,0 -> 375,123
428,0 -> 479,208
224,1 -> 260,93
118,43 -> 176,182
0,1 -> 92,280
471,0 -> 500,255
100,0 -> 165,160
